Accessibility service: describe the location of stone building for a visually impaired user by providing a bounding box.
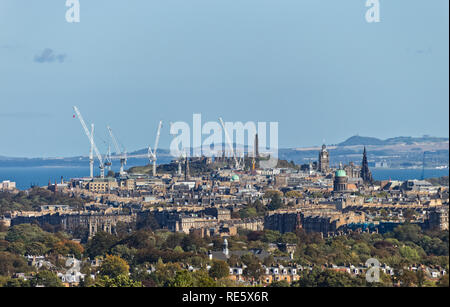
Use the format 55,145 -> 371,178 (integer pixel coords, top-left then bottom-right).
426,207 -> 449,231
333,169 -> 348,192
318,144 -> 330,173
264,210 -> 365,235
11,212 -> 136,237
264,211 -> 302,234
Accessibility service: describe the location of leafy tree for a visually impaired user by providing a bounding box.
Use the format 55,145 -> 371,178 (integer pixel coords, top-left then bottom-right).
93,274 -> 142,287
111,244 -> 137,263
192,270 -> 216,287
263,190 -> 283,199
241,254 -> 263,282
293,269 -> 364,287
0,251 -> 29,276
398,270 -> 418,287
99,255 -> 130,278
209,260 -> 229,279
399,246 -> 421,263
32,270 -> 64,287
85,231 -> 118,258
285,191 -> 303,198
168,270 -> 196,287
267,193 -> 283,211
263,230 -> 281,243
269,280 -> 290,287
281,232 -> 298,244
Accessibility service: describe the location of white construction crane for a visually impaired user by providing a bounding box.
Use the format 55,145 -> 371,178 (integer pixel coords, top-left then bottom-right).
73,106 -> 105,178
107,125 -> 127,175
148,120 -> 163,177
219,117 -> 240,169
104,142 -> 113,172
89,124 -> 95,178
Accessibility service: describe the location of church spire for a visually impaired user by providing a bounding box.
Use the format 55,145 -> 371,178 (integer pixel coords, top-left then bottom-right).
360,146 -> 373,184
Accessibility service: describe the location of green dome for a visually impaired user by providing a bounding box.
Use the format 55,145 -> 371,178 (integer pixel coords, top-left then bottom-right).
335,169 -> 347,177
231,174 -> 240,181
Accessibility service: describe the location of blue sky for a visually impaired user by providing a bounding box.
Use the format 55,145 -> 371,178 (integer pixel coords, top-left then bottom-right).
0,0 -> 448,157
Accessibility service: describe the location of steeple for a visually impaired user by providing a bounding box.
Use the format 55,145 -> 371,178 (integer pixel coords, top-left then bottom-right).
185,156 -> 190,181
360,146 -> 373,184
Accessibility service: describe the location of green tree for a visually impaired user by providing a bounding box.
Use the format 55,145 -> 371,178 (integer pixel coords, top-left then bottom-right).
267,193 -> 283,211
209,260 -> 229,279
193,270 -> 216,287
269,280 -> 290,287
99,255 -> 130,278
168,270 -> 195,287
85,231 -> 118,258
398,270 -> 418,287
32,270 -> 64,287
93,274 -> 142,287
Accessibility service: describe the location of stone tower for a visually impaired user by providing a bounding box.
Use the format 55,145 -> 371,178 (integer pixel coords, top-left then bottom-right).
360,147 -> 373,184
318,144 -> 330,173
185,156 -> 190,181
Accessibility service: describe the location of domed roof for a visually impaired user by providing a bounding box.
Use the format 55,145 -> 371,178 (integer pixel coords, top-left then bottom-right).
335,169 -> 347,177
231,174 -> 240,181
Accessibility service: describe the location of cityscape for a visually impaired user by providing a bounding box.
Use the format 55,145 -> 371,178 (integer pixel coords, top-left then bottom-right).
0,128 -> 448,288
0,0 -> 448,295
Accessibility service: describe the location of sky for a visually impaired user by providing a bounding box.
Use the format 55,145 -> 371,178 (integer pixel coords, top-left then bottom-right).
0,0 -> 448,157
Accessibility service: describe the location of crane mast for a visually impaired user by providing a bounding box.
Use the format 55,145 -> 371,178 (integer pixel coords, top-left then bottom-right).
107,126 -> 127,175
219,117 -> 240,169
73,106 -> 105,178
148,121 -> 162,177
89,124 -> 94,178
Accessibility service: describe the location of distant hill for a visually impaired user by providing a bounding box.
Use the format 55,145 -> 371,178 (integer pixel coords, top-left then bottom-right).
338,135 -> 448,147
338,136 -> 385,146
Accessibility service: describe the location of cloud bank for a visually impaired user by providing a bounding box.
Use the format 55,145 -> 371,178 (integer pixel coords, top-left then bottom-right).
34,48 -> 67,63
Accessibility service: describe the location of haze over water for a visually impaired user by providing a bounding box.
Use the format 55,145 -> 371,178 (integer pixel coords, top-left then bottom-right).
1,166 -> 448,191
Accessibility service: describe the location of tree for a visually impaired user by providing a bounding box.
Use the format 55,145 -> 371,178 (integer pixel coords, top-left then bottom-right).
416,270 -> 426,287
32,270 -> 64,287
398,270 -> 418,287
209,260 -> 229,279
268,193 -> 283,211
263,230 -> 281,243
0,251 -> 29,276
93,274 -> 142,287
241,255 -> 263,282
85,231 -> 118,258
99,255 -> 130,278
293,269 -> 364,287
192,270 -> 216,287
437,274 -> 449,287
281,232 -> 298,244
168,270 -> 195,287
285,191 -> 303,198
269,280 -> 290,287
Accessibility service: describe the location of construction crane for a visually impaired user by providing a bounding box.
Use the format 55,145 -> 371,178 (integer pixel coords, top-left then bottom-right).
89,124 -> 94,178
73,106 -> 105,178
219,117 -> 240,169
421,151 -> 435,180
107,125 -> 127,175
104,141 -> 113,172
148,121 -> 163,177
